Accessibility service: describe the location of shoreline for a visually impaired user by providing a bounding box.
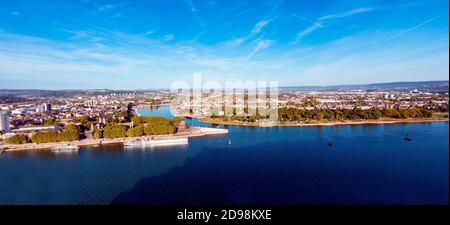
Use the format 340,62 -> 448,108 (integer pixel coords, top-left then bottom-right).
170,105 -> 449,127
1,126 -> 228,152
199,117 -> 449,127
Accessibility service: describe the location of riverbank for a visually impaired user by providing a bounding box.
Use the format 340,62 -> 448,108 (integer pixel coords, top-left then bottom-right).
170,105 -> 449,127
1,126 -> 228,152
200,117 -> 449,127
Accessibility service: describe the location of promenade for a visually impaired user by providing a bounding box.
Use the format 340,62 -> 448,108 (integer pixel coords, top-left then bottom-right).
2,126 -> 228,152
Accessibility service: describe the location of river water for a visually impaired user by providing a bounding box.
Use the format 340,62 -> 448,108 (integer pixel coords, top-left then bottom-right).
0,106 -> 448,204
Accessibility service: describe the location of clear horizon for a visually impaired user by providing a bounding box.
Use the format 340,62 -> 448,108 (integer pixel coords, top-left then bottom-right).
0,0 -> 449,89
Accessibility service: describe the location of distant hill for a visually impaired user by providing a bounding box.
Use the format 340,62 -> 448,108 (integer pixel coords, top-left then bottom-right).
280,81 -> 449,93
0,80 -> 448,98
0,89 -> 158,98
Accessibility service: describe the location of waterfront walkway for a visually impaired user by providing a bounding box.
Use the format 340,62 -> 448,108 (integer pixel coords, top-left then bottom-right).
2,126 -> 228,152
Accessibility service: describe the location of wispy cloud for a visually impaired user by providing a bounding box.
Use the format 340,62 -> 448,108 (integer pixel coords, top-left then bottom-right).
184,0 -> 197,13
67,30 -> 89,40
251,20 -> 269,35
296,16 -> 323,28
142,30 -> 155,36
318,7 -> 374,21
11,11 -> 20,16
163,34 -> 174,41
0,27 -> 447,89
294,7 -> 374,41
0,1 -> 447,89
98,2 -> 128,11
228,19 -> 272,47
227,38 -> 245,47
248,39 -> 274,58
112,13 -> 125,19
375,15 -> 442,45
98,4 -> 115,11
296,23 -> 322,40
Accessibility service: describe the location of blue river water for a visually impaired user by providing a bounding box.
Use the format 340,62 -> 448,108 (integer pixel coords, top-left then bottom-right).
0,106 -> 448,205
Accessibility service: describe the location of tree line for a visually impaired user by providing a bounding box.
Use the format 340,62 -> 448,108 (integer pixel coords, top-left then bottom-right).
211,107 -> 434,123
278,107 -> 433,122
92,116 -> 179,139
30,124 -> 80,144
6,124 -> 80,144
5,134 -> 28,144
6,115 -> 182,145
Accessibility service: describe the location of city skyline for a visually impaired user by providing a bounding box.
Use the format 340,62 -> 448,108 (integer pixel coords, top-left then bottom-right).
0,0 -> 449,89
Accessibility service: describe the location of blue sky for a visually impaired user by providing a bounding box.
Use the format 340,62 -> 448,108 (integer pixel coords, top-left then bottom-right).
0,0 -> 448,89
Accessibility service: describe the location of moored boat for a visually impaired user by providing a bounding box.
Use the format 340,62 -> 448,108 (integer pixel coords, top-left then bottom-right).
51,144 -> 79,153
124,137 -> 189,147
404,134 -> 413,141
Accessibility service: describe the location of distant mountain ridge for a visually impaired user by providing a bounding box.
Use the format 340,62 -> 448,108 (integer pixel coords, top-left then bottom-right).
280,80 -> 449,92
0,80 -> 448,97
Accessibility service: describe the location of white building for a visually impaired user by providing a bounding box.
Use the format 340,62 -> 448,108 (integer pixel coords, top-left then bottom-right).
36,103 -> 52,113
0,111 -> 10,132
44,103 -> 52,112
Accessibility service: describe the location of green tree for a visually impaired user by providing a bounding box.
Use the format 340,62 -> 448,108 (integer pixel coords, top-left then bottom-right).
73,116 -> 90,124
315,112 -> 324,121
6,134 -> 28,144
103,124 -> 128,138
170,117 -> 182,125
92,128 -> 103,139
382,108 -> 401,118
31,131 -> 59,143
131,115 -> 142,125
126,125 -> 144,137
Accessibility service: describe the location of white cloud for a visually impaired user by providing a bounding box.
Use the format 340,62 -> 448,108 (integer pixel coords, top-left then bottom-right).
63,30 -> 89,40
296,23 -> 322,40
98,2 -> 128,12
293,7 -> 374,41
318,7 -> 374,21
375,16 -> 441,45
185,0 -> 197,13
142,30 -> 155,36
98,4 -> 115,11
0,23 -> 447,89
227,20 -> 271,47
251,20 -> 269,35
163,34 -> 174,41
248,39 -> 274,58
112,13 -> 125,18
226,38 -> 245,47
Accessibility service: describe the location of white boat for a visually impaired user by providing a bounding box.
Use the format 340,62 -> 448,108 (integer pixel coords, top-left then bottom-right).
258,120 -> 277,127
51,144 -> 79,153
124,138 -> 189,147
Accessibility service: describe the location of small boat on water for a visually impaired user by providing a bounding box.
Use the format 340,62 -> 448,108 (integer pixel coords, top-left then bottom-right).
228,140 -> 232,145
124,137 -> 189,147
327,141 -> 333,146
404,135 -> 413,141
51,144 -> 79,153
